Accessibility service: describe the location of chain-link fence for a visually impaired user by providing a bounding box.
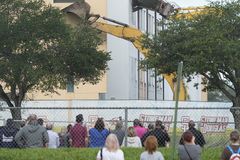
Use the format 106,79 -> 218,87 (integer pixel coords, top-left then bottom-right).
0,100 -> 235,151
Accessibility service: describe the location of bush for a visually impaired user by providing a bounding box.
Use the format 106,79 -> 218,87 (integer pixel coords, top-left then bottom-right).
0,147 -> 222,160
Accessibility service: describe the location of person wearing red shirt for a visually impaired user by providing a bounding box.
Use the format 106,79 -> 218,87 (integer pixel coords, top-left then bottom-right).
69,114 -> 87,148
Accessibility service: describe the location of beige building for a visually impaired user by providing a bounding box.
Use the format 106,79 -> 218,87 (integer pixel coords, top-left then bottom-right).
28,0 -> 108,100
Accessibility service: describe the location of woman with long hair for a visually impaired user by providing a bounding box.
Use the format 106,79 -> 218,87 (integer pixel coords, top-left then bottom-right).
122,127 -> 142,147
140,136 -> 164,160
89,118 -> 109,148
96,134 -> 124,160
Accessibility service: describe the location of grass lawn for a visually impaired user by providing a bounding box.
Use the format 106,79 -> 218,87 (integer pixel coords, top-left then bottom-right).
0,147 -> 223,160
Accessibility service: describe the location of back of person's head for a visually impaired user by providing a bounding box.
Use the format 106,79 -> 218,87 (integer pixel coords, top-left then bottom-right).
230,130 -> 240,143
148,123 -> 154,131
67,124 -> 72,133
94,118 -> 105,131
128,126 -> 136,137
46,123 -> 53,130
155,120 -> 163,128
115,121 -> 123,130
133,119 -> 140,127
6,119 -> 14,127
105,134 -> 120,151
182,131 -> 194,144
20,121 -> 26,128
144,136 -> 158,154
28,114 -> 37,124
76,114 -> 84,123
188,120 -> 195,128
37,118 -> 44,126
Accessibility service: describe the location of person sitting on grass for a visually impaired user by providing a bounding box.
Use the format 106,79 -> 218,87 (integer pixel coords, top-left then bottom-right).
96,134 -> 124,160
15,114 -> 49,148
111,121 -> 125,146
46,123 -> 60,149
141,124 -> 154,146
221,130 -> 240,160
133,119 -> 147,139
0,119 -> 19,148
178,131 -> 201,160
122,126 -> 142,147
179,120 -> 205,148
140,136 -> 164,160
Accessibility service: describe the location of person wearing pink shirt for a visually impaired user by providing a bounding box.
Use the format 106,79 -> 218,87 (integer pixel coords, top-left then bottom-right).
133,119 -> 147,138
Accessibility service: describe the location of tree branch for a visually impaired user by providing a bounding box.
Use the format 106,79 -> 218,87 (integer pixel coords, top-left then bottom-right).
202,72 -> 235,101
219,67 -> 239,92
217,71 -> 235,91
0,84 -> 14,107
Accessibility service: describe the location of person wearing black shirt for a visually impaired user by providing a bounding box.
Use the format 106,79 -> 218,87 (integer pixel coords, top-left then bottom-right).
141,120 -> 170,147
180,120 -> 206,147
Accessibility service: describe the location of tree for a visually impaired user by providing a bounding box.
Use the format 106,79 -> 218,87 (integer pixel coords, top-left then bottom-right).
143,0 -> 240,129
0,0 -> 110,120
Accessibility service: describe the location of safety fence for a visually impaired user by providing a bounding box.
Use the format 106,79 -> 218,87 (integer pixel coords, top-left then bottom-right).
0,100 -> 235,151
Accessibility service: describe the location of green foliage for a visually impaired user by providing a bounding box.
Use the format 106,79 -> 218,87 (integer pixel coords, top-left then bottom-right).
143,0 -> 240,102
0,147 -> 222,160
0,0 -> 110,110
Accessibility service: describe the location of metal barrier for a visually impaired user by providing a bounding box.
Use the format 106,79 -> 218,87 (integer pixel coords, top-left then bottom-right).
0,100 -> 235,150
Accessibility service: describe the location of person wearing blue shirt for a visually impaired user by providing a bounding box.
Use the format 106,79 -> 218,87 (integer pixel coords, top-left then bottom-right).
89,118 -> 109,148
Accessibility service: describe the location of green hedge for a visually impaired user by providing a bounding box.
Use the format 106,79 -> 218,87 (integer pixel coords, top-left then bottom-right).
0,147 -> 222,160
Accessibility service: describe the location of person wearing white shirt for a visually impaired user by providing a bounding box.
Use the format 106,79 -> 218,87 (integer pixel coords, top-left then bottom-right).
46,123 -> 60,149
97,134 -> 124,160
122,127 -> 142,148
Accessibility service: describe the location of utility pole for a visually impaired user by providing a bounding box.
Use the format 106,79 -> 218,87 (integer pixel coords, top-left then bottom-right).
146,9 -> 149,100
171,62 -> 183,160
137,10 -> 140,100
154,11 -> 157,100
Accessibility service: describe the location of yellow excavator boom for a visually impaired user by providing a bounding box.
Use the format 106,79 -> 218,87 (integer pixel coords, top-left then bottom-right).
93,21 -> 186,100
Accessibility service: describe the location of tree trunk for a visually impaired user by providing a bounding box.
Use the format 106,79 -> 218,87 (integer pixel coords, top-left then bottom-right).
231,98 -> 240,131
10,107 -> 22,120
10,106 -> 22,129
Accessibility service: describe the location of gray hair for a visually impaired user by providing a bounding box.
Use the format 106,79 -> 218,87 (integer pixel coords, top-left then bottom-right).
27,114 -> 38,124
46,123 -> 54,130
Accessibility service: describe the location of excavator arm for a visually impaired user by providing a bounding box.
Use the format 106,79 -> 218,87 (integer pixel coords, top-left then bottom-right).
92,19 -> 186,101
62,1 -> 187,101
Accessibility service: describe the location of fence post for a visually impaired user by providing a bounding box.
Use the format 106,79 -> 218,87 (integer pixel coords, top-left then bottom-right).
124,108 -> 128,147
171,62 -> 183,160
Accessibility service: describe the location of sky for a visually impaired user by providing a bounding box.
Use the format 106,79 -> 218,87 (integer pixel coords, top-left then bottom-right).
171,0 -> 216,7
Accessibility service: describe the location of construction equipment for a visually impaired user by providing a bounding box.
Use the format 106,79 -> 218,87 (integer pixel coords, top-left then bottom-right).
132,0 -> 175,19
62,0 -> 188,100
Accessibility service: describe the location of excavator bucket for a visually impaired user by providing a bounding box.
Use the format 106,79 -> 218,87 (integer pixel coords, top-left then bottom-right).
62,1 -> 100,24
132,0 -> 174,19
62,0 -> 91,20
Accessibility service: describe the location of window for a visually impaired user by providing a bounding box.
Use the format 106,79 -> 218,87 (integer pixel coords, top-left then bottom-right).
99,93 -> 106,100
53,0 -> 75,3
66,80 -> 74,93
132,12 -> 137,26
141,10 -> 146,31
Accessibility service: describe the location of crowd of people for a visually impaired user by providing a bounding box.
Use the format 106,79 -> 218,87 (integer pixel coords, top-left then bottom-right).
0,114 -> 239,160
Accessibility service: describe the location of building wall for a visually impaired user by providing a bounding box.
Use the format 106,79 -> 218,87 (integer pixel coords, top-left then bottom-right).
29,0 -> 108,100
